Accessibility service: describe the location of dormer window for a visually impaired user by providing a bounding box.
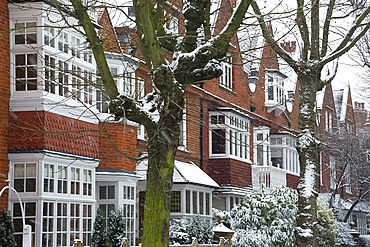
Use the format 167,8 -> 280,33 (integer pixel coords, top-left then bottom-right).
265,69 -> 287,116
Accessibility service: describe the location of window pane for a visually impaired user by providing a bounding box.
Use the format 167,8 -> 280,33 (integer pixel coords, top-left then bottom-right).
108,186 -> 115,199
170,191 -> 181,213
212,129 -> 226,154
186,190 -> 190,214
26,163 -> 36,177
100,186 -> 106,199
14,164 -> 24,177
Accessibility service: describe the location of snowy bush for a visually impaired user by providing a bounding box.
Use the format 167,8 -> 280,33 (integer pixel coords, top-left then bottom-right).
336,222 -> 356,247
359,235 -> 370,247
91,209 -> 126,247
0,207 -> 16,247
212,208 -> 232,229
107,209 -> 126,247
169,215 -> 213,245
230,187 -> 297,247
317,198 -> 337,247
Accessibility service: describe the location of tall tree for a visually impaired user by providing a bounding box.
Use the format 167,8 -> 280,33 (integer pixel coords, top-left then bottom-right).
70,0 -> 253,246
250,1 -> 370,246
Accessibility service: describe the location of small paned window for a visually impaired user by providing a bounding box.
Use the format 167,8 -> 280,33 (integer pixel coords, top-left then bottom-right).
170,191 -> 181,213
42,201 -> 54,247
13,202 -> 36,246
15,54 -> 38,91
57,202 -> 68,247
44,163 -> 55,193
57,166 -> 68,194
45,55 -> 56,94
220,57 -> 232,89
82,204 -> 93,246
58,31 -> 69,54
192,191 -> 197,214
83,169 -> 92,196
58,61 -> 69,97
44,26 -> 55,48
14,163 -> 36,192
123,186 -> 135,200
15,22 -> 37,45
70,167 -> 80,195
70,203 -> 80,245
100,185 -> 115,199
186,190 -> 191,214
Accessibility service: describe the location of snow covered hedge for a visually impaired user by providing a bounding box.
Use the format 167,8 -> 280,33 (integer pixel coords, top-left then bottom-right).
230,187 -> 297,247
359,235 -> 370,247
214,186 -> 353,247
169,215 -> 213,245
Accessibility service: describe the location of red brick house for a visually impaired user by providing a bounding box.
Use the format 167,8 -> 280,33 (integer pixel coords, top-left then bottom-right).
2,0 -> 368,245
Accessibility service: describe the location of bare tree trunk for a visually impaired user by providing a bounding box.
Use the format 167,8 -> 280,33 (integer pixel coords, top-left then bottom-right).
296,72 -> 320,247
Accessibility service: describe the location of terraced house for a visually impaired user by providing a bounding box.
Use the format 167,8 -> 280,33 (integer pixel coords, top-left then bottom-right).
0,0 -> 368,246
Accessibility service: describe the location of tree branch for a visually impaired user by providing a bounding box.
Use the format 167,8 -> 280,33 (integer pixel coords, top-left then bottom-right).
296,0 -> 310,61
319,20 -> 370,66
310,0 -> 320,60
134,0 -> 166,69
70,0 -> 119,99
321,0 -> 336,58
251,1 -> 299,72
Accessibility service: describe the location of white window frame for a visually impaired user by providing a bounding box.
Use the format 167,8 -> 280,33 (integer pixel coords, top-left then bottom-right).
265,72 -> 286,107
254,127 -> 270,166
209,110 -> 251,162
220,57 -> 232,89
14,21 -> 37,45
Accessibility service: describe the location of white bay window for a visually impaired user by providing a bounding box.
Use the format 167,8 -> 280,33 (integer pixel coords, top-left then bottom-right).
209,108 -> 251,161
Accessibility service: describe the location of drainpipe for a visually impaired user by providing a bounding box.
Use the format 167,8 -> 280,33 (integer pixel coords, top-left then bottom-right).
200,82 -> 204,170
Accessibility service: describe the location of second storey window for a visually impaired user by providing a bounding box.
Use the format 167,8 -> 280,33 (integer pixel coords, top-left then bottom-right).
220,57 -> 232,89
58,31 -> 69,54
15,22 -> 37,45
45,55 -> 56,94
254,127 -> 270,166
15,53 -> 37,91
210,109 -> 251,161
123,72 -> 135,97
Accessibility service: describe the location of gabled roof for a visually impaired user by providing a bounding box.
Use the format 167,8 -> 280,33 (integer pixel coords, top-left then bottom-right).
316,85 -> 326,110
333,86 -> 350,122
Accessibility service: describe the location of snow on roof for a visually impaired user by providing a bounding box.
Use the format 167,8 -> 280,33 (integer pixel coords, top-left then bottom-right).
175,161 -> 219,187
213,223 -> 234,233
136,159 -> 219,188
319,193 -> 370,213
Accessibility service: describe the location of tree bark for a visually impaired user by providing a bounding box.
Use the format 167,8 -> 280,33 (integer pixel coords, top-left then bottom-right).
295,71 -> 320,247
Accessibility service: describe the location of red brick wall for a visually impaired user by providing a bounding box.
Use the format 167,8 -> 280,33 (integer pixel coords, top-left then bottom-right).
0,0 -> 9,208
98,8 -> 121,53
207,158 -> 252,188
286,173 -> 299,189
9,111 -> 99,158
98,122 -> 137,171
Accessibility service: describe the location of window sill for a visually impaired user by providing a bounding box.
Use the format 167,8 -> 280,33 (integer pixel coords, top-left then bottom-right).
219,84 -> 236,94
209,155 -> 252,164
